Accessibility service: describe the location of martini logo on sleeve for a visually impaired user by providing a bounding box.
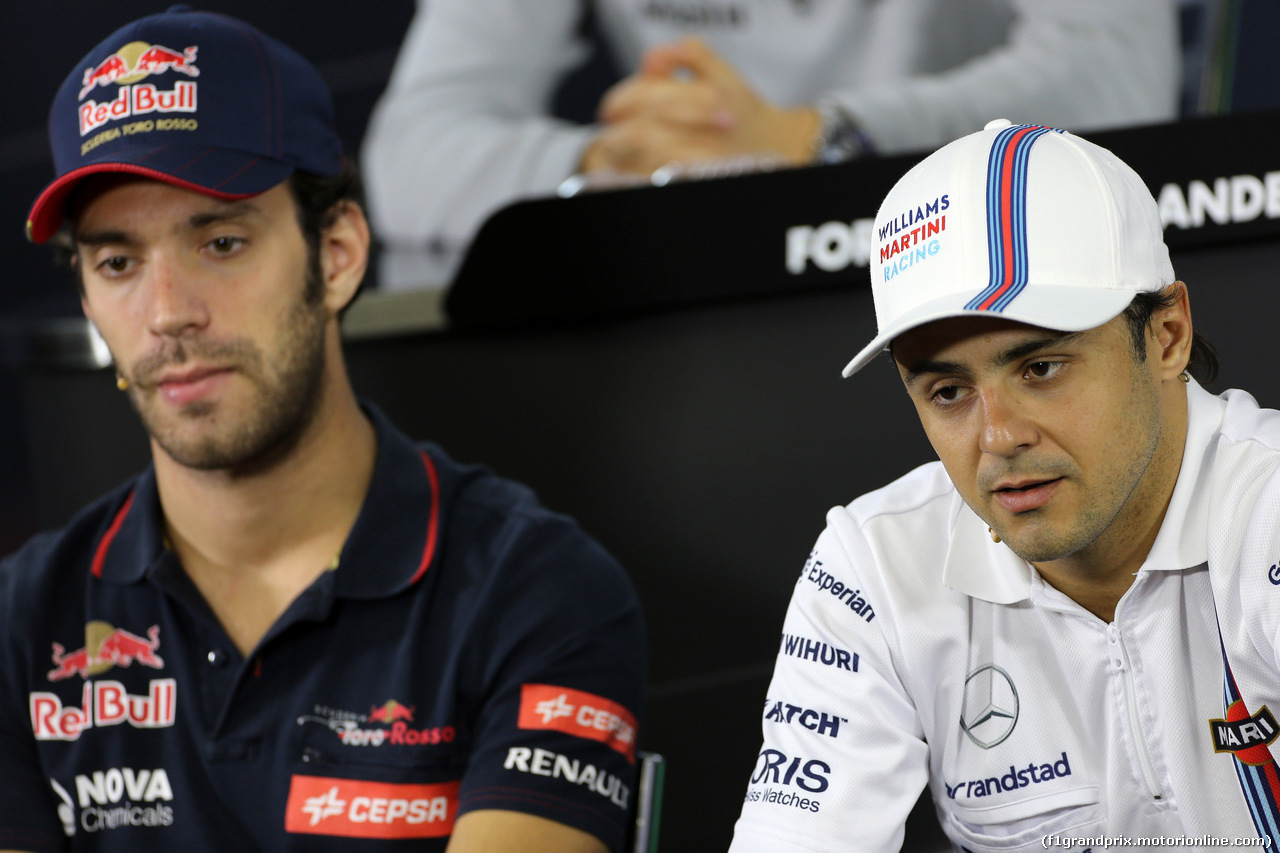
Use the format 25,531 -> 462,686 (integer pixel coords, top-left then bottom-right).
517,684 -> 637,762
1210,703 -> 1280,761
285,776 -> 459,839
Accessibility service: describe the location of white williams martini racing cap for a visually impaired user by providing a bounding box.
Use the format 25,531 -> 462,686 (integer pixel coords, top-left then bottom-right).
841,119 -> 1175,377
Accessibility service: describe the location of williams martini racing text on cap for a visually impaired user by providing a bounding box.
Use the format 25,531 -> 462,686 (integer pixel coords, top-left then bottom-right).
842,118 -> 1175,377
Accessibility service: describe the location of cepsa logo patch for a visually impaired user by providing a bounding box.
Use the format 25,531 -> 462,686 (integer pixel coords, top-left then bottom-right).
285,776 -> 458,839
517,684 -> 637,762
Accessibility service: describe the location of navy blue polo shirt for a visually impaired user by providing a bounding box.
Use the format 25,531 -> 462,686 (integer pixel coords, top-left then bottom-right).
0,405 -> 645,852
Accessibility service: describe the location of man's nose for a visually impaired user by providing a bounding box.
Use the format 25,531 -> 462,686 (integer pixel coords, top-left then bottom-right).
145,254 -> 209,338
977,387 -> 1036,456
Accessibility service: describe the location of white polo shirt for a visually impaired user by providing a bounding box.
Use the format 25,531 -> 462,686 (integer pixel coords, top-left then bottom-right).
730,381 -> 1280,852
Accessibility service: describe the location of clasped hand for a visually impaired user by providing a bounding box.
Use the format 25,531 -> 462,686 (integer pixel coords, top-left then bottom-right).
580,37 -> 819,176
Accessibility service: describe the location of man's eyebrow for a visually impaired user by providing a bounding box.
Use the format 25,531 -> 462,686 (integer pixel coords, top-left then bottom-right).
187,201 -> 262,229
74,228 -> 135,248
74,200 -> 263,247
901,330 -> 1089,386
993,330 -> 1088,368
902,358 -> 967,386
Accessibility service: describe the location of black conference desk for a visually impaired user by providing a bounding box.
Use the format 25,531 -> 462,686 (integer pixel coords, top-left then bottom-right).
6,110 -> 1280,852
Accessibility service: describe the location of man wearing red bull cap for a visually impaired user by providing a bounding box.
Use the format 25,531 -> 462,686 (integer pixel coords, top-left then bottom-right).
0,8 -> 643,852
729,119 -> 1280,849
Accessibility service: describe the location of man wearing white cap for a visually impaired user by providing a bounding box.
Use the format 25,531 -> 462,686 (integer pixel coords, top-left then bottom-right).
729,119 -> 1280,850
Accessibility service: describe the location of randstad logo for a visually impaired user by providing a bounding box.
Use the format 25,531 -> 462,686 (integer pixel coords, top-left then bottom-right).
945,752 -> 1073,799
78,42 -> 199,137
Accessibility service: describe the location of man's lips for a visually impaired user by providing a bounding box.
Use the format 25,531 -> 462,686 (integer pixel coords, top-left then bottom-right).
152,366 -> 234,406
991,478 -> 1063,513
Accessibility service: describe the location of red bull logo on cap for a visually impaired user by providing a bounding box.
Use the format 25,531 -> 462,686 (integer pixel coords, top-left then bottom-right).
47,622 -> 164,681
80,42 -> 199,99
77,41 -> 199,138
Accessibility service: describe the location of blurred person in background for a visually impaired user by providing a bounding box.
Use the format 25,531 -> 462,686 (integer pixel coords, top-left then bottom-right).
362,0 -> 1179,290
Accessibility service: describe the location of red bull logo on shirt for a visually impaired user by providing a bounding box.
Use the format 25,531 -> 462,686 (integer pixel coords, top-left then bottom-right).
47,622 -> 164,681
31,678 -> 177,741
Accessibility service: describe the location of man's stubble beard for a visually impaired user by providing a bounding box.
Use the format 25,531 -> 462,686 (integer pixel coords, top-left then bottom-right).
126,256 -> 329,476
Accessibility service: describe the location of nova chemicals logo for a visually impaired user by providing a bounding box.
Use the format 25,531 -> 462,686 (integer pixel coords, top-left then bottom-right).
960,664 -> 1019,749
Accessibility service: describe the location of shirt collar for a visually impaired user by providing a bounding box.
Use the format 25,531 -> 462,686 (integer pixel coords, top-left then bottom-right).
93,403 -> 441,599
943,379 -> 1221,603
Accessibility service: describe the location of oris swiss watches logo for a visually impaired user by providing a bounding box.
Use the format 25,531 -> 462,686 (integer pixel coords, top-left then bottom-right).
960,664 -> 1019,749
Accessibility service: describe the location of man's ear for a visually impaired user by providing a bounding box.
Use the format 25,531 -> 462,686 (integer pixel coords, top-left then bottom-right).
318,201 -> 370,317
1152,281 -> 1193,381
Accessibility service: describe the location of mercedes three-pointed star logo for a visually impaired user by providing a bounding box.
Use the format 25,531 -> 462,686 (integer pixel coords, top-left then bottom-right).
959,664 -> 1019,748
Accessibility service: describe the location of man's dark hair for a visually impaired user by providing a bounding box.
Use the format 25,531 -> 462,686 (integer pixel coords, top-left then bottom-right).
288,157 -> 367,316
1121,286 -> 1218,386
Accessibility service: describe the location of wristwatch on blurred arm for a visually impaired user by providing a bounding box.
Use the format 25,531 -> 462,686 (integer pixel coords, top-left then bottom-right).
813,100 -> 875,165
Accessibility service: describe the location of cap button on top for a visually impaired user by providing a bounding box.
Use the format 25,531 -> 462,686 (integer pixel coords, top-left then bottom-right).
984,118 -> 1013,131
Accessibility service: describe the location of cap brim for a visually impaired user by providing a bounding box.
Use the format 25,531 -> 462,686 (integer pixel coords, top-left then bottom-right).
27,145 -> 295,243
840,284 -> 1140,377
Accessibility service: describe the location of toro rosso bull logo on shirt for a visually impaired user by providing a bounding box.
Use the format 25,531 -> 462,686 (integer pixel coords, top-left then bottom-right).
296,700 -> 456,748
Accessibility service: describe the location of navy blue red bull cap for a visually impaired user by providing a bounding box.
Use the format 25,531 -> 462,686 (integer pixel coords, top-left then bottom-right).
26,6 -> 343,244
